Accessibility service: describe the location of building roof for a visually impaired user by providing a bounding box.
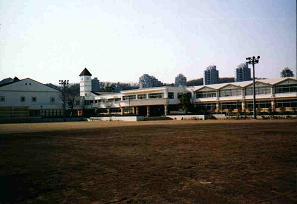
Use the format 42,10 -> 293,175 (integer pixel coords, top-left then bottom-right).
79,68 -> 92,76
0,77 -> 20,87
191,77 -> 297,91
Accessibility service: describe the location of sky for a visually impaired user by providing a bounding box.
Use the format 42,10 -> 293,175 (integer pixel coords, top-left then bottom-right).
0,0 -> 296,84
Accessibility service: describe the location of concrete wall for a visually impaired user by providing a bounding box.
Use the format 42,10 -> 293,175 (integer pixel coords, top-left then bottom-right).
167,115 -> 206,120
89,116 -> 145,121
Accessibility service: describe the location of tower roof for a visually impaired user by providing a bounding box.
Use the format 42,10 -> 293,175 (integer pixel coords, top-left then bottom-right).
79,68 -> 92,76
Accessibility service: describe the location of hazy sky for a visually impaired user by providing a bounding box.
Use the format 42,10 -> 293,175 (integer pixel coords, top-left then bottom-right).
0,0 -> 296,84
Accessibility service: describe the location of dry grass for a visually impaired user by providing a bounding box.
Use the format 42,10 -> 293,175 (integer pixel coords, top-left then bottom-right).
0,120 -> 296,203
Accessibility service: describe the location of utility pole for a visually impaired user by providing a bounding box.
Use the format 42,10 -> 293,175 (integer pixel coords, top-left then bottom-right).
59,80 -> 69,121
246,56 -> 260,119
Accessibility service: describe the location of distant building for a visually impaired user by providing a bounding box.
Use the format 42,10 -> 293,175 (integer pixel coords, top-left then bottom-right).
236,63 -> 251,82
175,74 -> 187,87
281,67 -> 294,78
186,78 -> 203,86
139,74 -> 163,88
91,77 -> 101,92
79,68 -> 92,97
204,65 -> 219,85
219,77 -> 235,83
0,77 -> 63,118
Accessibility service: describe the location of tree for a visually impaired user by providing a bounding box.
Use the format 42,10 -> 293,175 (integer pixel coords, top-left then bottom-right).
281,67 -> 294,78
178,93 -> 192,114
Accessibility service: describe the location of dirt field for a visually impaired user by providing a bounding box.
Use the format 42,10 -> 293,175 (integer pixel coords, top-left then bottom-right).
0,120 -> 296,203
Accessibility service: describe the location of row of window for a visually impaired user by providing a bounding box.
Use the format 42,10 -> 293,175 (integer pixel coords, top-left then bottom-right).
196,84 -> 297,98
0,96 -> 56,103
199,100 -> 297,111
122,93 -> 164,100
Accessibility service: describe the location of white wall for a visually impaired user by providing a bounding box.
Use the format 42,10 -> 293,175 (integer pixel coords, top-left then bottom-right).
0,78 -> 62,110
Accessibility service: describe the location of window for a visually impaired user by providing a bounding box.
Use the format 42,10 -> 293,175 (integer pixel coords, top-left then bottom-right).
275,84 -> 297,93
123,95 -> 136,100
137,94 -> 147,99
32,97 -> 37,102
168,92 -> 174,99
0,96 -> 5,102
196,91 -> 216,98
276,100 -> 297,108
245,86 -> 271,95
221,102 -> 242,110
247,101 -> 271,109
148,93 -> 163,99
220,89 -> 241,97
50,97 -> 55,103
114,98 -> 121,102
20,96 -> 26,102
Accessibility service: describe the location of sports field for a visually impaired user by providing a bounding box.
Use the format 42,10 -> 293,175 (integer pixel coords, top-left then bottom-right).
0,120 -> 296,203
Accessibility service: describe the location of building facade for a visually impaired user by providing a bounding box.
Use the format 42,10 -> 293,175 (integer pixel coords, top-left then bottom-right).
236,63 -> 251,82
78,69 -> 297,117
175,74 -> 187,87
139,74 -> 163,88
0,78 -> 63,118
204,65 -> 219,85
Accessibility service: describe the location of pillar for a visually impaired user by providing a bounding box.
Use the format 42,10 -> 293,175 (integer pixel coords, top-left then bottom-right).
132,107 -> 135,115
216,102 -> 220,113
271,100 -> 276,112
164,105 -> 168,116
241,101 -> 246,112
107,108 -> 110,115
146,106 -> 150,117
135,107 -> 139,115
120,107 -> 124,116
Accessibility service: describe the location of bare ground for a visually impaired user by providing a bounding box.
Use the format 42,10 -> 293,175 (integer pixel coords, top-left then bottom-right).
0,120 -> 296,203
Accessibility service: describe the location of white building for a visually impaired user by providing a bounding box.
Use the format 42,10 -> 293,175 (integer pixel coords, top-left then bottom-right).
78,69 -> 297,116
0,78 -> 63,118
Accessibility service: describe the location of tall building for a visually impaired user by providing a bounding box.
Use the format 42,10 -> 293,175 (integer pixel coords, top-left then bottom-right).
139,74 -> 163,88
204,65 -> 219,85
235,63 -> 251,82
175,74 -> 187,87
79,68 -> 92,97
91,77 -> 101,92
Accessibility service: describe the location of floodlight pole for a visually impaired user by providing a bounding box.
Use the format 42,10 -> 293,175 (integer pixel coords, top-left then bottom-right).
59,80 -> 69,120
246,56 -> 260,119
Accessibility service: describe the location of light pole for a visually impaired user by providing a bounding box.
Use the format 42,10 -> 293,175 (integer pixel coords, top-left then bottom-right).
59,80 -> 69,120
246,56 -> 260,119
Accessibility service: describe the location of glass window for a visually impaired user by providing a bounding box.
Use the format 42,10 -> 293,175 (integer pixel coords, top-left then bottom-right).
247,101 -> 271,109
221,102 -> 241,110
0,96 -> 5,102
168,92 -> 174,99
50,97 -> 55,103
220,89 -> 241,97
275,84 -> 297,93
276,100 -> 297,108
148,93 -> 163,98
123,95 -> 136,100
196,91 -> 216,98
137,94 -> 147,99
32,97 -> 37,102
20,96 -> 25,102
245,86 -> 271,95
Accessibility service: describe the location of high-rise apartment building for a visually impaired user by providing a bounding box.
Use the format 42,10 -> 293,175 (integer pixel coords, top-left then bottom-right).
236,63 -> 251,82
204,65 -> 219,85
